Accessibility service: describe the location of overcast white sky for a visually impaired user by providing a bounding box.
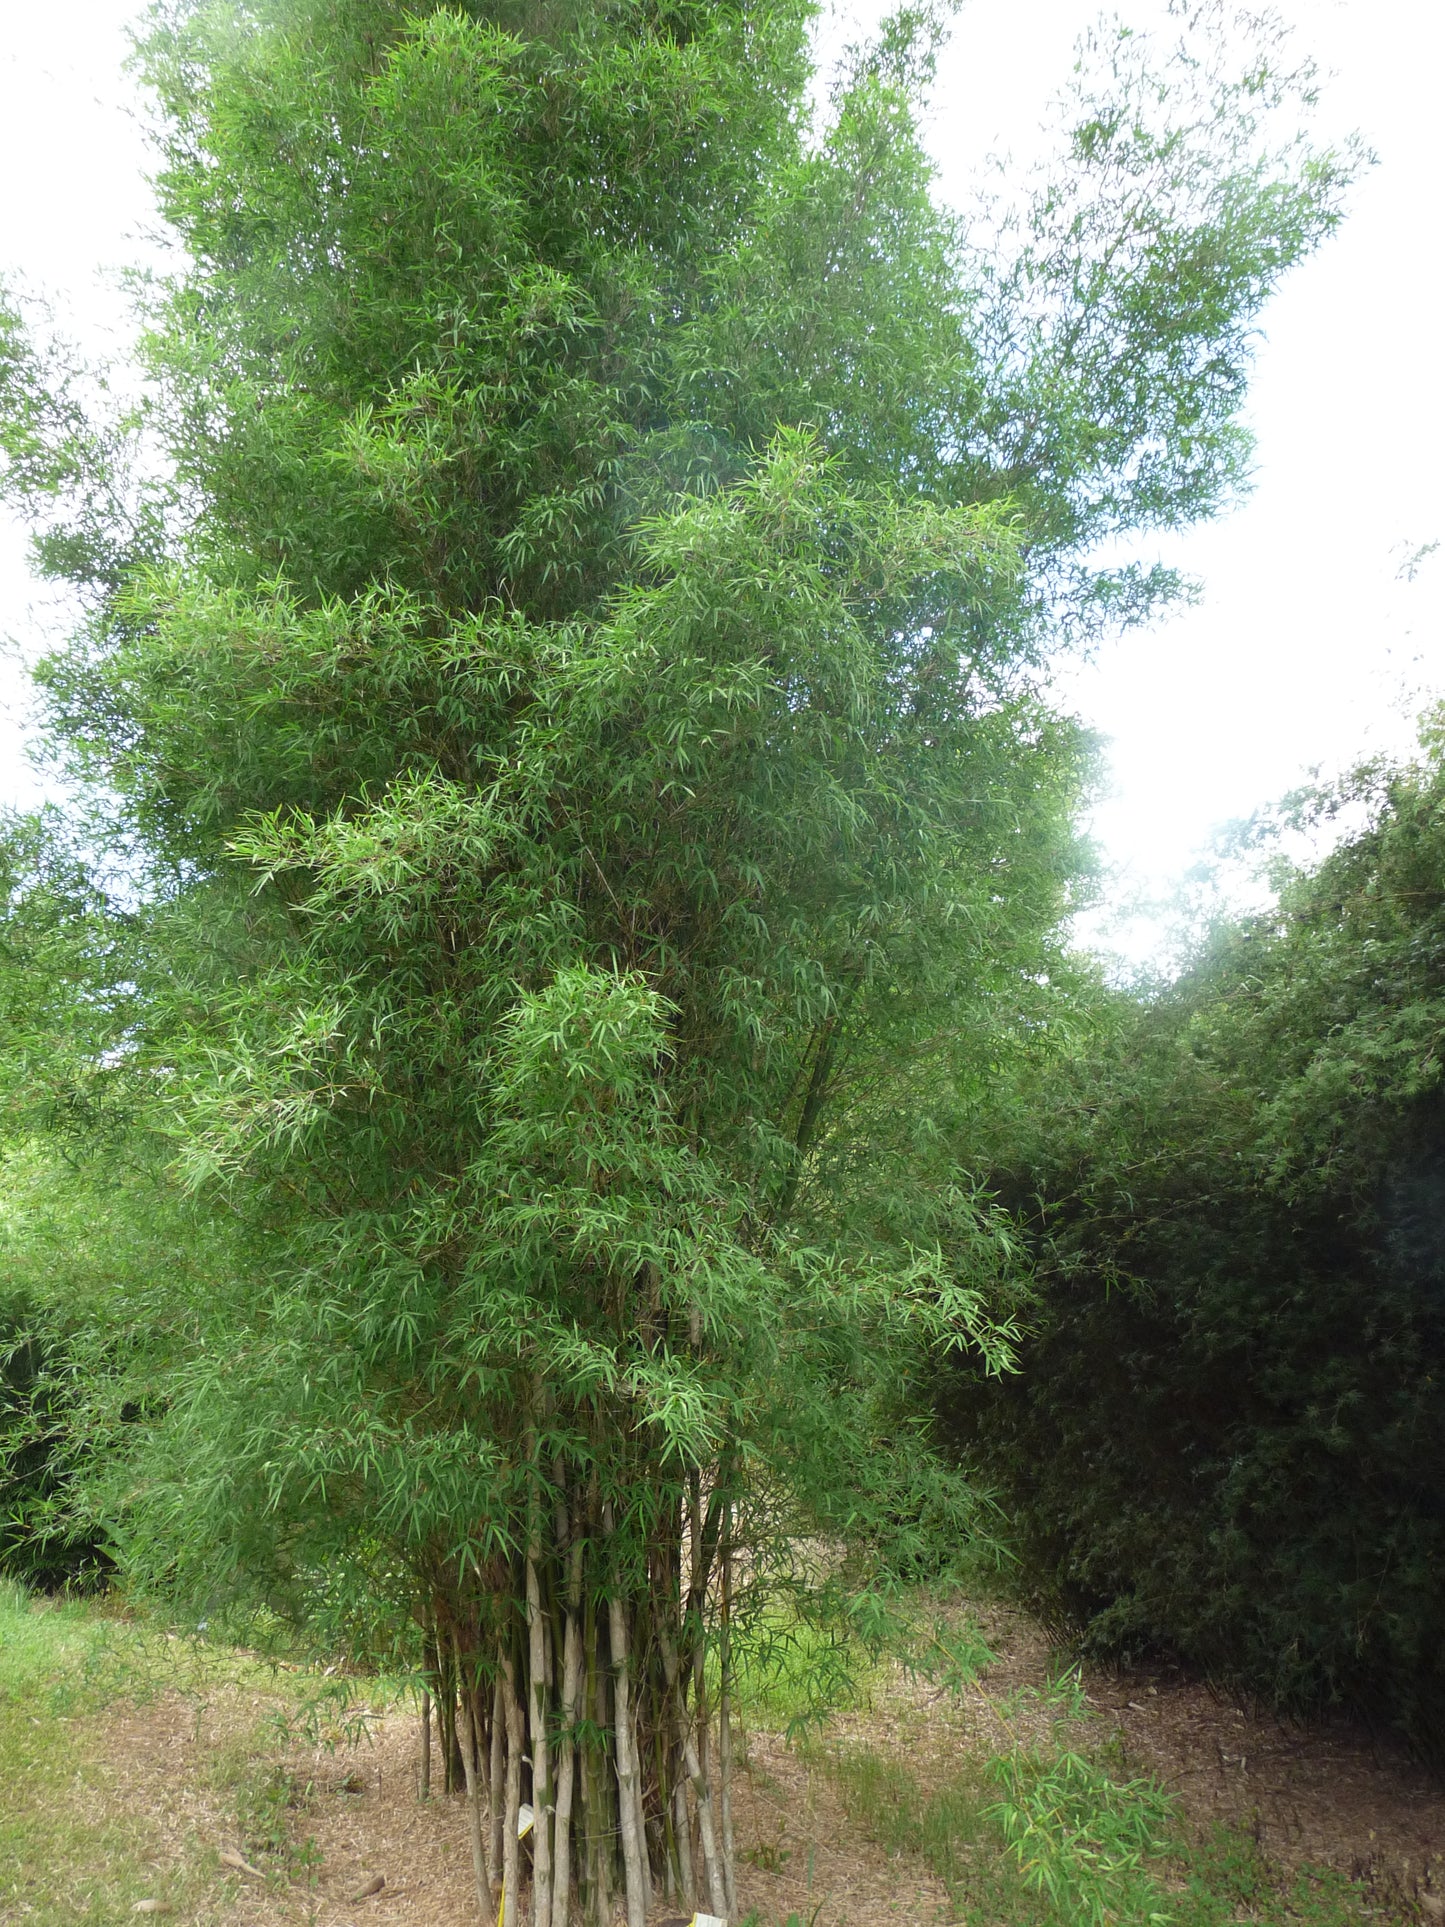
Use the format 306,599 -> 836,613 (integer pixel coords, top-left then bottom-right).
1,0 -> 1442,963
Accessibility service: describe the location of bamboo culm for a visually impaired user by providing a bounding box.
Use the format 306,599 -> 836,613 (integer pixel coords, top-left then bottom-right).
454,1631 -> 495,1914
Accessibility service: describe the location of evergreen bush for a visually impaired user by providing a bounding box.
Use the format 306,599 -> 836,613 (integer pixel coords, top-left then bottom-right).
947,735 -> 1445,1761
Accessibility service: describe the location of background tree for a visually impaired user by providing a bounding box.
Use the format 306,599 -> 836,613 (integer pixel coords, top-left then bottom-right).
0,0 -> 1355,1918
947,722 -> 1445,1766
0,810 -> 255,1594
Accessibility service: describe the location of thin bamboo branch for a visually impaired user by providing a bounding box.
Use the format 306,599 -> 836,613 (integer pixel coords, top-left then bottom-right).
633,1729 -> 652,1917
489,1665 -> 506,1896
502,1647 -> 525,1927
673,1776 -> 697,1912
720,1537 -> 738,1920
604,1524 -> 647,1927
657,1604 -> 726,1918
687,1474 -> 710,1791
527,1549 -> 553,1927
454,1633 -> 494,1918
583,1581 -> 610,1927
581,1447 -> 608,1927
441,1639 -> 461,1796
550,1540 -> 583,1927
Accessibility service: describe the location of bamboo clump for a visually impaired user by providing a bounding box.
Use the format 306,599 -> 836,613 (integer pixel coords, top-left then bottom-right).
418,1480 -> 738,1927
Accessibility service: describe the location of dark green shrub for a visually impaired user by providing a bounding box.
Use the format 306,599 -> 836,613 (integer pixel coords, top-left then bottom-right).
947,738 -> 1445,1762
0,1294 -> 111,1591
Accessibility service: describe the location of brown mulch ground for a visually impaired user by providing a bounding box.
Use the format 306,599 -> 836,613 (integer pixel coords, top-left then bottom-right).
82,1601 -> 1445,1927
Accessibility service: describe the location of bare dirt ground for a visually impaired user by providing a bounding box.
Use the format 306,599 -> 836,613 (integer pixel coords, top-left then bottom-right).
83,1602 -> 1445,1927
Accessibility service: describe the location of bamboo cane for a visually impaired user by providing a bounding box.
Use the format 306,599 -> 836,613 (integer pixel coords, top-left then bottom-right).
673,1776 -> 697,1911
661,1630 -> 726,1919
455,1632 -> 495,1916
496,1801 -> 536,1927
719,1537 -> 737,1921
527,1546 -> 553,1927
489,1665 -> 505,1894
501,1650 -> 525,1927
550,1539 -> 583,1927
604,1512 -> 647,1927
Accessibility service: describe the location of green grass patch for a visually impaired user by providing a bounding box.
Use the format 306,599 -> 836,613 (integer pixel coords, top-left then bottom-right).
0,1581 -> 218,1925
727,1606 -> 880,1734
0,1575 -> 125,1705
0,1580 -> 348,1923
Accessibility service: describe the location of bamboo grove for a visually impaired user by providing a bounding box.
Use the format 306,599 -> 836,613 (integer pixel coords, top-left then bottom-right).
0,0 -> 1356,1921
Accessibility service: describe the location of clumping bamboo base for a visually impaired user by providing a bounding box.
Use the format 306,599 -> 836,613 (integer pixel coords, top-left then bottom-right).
419,1480 -> 738,1927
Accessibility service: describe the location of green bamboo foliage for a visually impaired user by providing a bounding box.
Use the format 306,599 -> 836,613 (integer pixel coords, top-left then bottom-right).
128,442 -> 1034,1926
0,1 -> 1356,1917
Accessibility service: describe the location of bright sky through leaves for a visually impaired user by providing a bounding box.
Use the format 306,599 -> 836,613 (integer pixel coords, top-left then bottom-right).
1,0 -> 1441,963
